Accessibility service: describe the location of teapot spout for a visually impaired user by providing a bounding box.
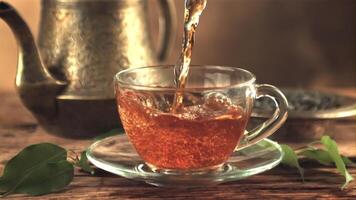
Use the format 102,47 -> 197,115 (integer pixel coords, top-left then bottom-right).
0,2 -> 66,121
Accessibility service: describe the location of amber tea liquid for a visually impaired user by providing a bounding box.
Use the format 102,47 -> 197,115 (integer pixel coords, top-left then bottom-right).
172,0 -> 208,112
118,91 -> 248,170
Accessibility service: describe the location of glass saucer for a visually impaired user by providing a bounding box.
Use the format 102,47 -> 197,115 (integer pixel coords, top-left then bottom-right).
86,134 -> 283,187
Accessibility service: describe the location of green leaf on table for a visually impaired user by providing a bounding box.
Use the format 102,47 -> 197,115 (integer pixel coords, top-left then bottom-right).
320,136 -> 354,189
299,149 -> 332,166
280,144 -> 304,181
0,143 -> 74,196
299,149 -> 356,167
93,128 -> 124,141
75,151 -> 94,175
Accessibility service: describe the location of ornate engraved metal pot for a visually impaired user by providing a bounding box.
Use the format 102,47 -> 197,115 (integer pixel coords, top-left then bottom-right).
0,0 -> 176,138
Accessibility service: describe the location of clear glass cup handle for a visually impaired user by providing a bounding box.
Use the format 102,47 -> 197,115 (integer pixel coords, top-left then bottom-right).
235,84 -> 288,151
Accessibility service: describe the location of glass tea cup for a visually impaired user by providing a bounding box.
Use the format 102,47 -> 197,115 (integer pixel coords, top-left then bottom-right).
115,65 -> 288,173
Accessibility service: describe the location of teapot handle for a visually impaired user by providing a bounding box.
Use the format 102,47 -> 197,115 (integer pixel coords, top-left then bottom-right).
156,0 -> 177,62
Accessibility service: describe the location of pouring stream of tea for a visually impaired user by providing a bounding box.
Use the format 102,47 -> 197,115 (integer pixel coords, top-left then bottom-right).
172,0 -> 208,112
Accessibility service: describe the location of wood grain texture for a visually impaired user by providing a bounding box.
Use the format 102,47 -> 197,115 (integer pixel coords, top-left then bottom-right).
0,92 -> 355,200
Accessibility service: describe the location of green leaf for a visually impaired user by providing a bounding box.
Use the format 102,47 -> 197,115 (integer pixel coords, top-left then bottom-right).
320,136 -> 354,189
75,151 -> 94,175
93,128 -> 123,141
12,161 -> 73,196
280,144 -> 304,181
0,143 -> 74,196
0,182 -> 5,194
300,149 -> 332,165
299,149 -> 356,167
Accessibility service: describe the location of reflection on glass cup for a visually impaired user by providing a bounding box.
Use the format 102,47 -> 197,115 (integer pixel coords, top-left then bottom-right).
115,66 -> 288,173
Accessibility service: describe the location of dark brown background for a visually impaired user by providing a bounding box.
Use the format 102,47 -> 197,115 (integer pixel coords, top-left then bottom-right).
1,0 -> 355,92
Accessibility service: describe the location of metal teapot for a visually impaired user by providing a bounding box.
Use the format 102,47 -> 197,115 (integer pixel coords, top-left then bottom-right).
0,0 -> 176,138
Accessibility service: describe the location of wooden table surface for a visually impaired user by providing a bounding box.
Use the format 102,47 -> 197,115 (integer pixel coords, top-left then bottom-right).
0,91 -> 355,199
